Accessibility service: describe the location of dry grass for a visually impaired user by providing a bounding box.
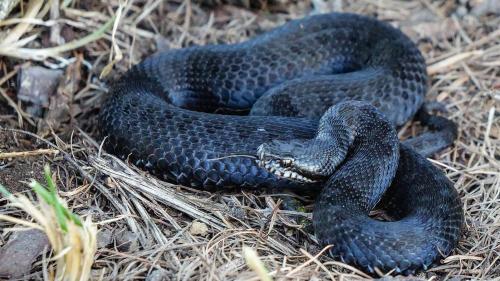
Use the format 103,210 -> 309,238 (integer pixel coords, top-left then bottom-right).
0,165 -> 97,281
0,0 -> 499,280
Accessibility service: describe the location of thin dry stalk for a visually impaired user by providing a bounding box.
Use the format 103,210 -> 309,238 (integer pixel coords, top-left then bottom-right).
0,0 -> 498,280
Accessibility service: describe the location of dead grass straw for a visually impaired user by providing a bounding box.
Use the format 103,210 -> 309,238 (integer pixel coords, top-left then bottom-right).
0,0 -> 499,280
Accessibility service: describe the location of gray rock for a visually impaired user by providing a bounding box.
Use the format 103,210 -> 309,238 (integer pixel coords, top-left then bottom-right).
0,229 -> 49,279
115,230 -> 139,252
96,228 -> 114,248
146,269 -> 168,281
17,65 -> 63,117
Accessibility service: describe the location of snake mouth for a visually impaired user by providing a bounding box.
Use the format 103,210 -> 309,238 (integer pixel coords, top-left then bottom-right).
257,143 -> 317,183
259,158 -> 316,182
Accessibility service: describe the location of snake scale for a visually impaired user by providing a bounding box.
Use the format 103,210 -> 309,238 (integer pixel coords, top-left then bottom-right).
99,13 -> 464,274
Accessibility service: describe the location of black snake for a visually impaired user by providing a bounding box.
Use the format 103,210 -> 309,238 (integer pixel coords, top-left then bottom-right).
99,13 -> 464,274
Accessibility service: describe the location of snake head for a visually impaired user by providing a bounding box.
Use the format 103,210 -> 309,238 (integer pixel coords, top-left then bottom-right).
257,138 -> 342,183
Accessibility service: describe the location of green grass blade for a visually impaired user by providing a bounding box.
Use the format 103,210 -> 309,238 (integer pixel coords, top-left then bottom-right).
53,201 -> 69,232
0,184 -> 12,198
43,165 -> 56,194
30,181 -> 54,205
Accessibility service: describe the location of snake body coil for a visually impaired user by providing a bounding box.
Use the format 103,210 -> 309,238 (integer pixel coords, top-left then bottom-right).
99,13 -> 463,274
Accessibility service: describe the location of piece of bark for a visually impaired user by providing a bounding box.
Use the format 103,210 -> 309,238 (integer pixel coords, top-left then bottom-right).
37,56 -> 82,136
17,65 -> 63,117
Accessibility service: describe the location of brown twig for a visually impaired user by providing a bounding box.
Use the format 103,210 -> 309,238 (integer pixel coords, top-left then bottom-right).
0,149 -> 59,159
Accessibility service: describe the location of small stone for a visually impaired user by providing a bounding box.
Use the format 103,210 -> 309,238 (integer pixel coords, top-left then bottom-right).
96,228 -> 113,249
155,35 -> 171,53
115,230 -> 139,252
309,275 -> 321,281
163,229 -> 172,237
0,229 -> 49,279
228,206 -> 246,219
17,66 -> 63,117
189,221 -> 208,236
146,269 -> 168,281
105,177 -> 117,188
456,6 -> 468,17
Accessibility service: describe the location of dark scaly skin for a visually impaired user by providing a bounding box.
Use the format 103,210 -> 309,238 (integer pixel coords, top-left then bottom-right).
99,13 -> 463,274
100,13 -> 427,187
263,101 -> 463,274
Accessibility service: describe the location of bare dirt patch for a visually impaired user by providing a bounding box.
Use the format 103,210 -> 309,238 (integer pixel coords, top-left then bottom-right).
0,130 -> 48,193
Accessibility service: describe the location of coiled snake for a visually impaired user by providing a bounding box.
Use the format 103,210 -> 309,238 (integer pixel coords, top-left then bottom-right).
99,13 -> 463,274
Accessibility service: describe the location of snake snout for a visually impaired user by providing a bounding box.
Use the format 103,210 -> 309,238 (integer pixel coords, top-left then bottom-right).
257,140 -> 317,183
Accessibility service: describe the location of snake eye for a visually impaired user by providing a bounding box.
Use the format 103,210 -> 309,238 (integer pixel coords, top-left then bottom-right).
256,142 -> 318,183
